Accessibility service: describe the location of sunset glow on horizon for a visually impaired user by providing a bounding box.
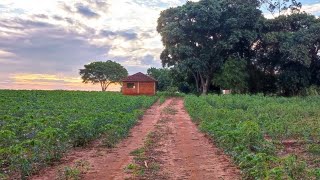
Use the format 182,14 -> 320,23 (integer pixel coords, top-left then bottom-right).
1,73 -> 121,91
0,0 -> 319,91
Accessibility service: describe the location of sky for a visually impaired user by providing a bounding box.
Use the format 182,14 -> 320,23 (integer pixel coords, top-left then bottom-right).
0,0 -> 319,91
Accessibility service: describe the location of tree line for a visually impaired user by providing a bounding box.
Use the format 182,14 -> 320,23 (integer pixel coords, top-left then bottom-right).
155,0 -> 320,96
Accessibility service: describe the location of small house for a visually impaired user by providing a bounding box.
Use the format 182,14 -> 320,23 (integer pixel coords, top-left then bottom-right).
121,72 -> 157,95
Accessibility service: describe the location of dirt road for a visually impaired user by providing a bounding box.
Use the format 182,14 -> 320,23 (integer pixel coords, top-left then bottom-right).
149,98 -> 240,179
31,98 -> 240,180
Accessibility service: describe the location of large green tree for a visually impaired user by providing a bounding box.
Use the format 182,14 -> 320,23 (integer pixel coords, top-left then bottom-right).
157,0 -> 222,95
254,13 -> 320,95
147,67 -> 172,91
158,0 -> 320,96
147,67 -> 198,93
214,57 -> 249,93
302,20 -> 320,86
79,61 -> 128,91
157,0 -> 262,95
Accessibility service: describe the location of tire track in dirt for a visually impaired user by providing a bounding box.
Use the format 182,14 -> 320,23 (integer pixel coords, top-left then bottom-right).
152,98 -> 241,180
31,99 -> 173,180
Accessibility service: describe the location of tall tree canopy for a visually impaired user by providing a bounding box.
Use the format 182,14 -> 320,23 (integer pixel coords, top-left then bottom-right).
254,13 -> 320,95
79,61 -> 128,91
147,67 -> 172,91
157,0 -> 320,96
157,0 -> 262,94
214,57 -> 249,93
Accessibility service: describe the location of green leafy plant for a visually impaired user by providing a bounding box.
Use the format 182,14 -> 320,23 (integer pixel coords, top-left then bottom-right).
0,90 -> 157,178
185,94 -> 320,179
56,166 -> 81,180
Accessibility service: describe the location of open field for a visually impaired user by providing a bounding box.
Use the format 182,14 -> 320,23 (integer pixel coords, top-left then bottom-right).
0,90 -> 157,179
2,90 -> 320,179
185,95 -> 320,179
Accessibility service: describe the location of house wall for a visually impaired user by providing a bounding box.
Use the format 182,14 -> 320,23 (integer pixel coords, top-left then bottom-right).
122,82 -> 156,95
122,82 -> 138,95
139,82 -> 155,95
222,90 -> 232,95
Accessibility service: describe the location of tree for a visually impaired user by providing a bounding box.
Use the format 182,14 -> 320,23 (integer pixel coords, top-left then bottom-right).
79,61 -> 128,91
169,65 -> 200,93
278,62 -> 311,96
302,21 -> 320,86
157,0 -> 222,95
147,67 -> 197,93
157,0 -> 320,96
147,67 -> 172,91
214,57 -> 249,93
253,13 -> 320,95
157,0 -> 262,95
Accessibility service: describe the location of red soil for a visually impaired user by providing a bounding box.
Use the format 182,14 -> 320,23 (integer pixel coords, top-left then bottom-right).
30,98 -> 240,180
154,98 -> 240,180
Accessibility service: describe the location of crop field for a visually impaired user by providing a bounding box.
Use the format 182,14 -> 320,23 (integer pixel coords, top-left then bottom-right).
0,90 -> 157,179
185,95 -> 320,179
2,91 -> 320,179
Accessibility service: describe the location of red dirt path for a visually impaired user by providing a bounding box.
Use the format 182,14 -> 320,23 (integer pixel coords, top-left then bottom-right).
31,98 -> 240,180
153,98 -> 240,180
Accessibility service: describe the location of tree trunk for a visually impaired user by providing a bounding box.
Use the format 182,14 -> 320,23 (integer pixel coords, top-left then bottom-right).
200,75 -> 209,95
100,81 -> 113,92
191,71 -> 200,93
100,81 -> 103,91
201,78 -> 209,95
100,81 -> 107,91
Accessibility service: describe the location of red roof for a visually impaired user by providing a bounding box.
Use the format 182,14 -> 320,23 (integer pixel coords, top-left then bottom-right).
122,72 -> 157,82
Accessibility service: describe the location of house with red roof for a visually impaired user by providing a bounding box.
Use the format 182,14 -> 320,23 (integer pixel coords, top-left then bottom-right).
121,72 -> 157,95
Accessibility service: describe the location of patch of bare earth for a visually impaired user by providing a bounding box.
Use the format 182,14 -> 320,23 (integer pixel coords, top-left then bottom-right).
30,99 -> 173,180
265,134 -> 320,168
127,98 -> 241,180
276,139 -> 320,168
265,133 -> 320,169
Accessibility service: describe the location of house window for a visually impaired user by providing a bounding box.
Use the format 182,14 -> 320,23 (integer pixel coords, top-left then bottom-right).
127,83 -> 135,88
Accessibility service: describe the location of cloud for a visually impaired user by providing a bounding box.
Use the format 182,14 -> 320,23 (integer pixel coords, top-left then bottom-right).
52,15 -> 63,21
117,31 -> 138,40
141,54 -> 154,64
32,14 -> 49,19
141,54 -> 161,67
75,3 -> 100,18
59,1 -> 108,19
100,30 -> 138,40
263,2 -> 320,19
0,49 -> 16,58
86,0 -> 110,11
0,17 -> 108,76
0,50 -> 18,64
61,3 -> 73,14
1,0 -> 315,91
132,0 -> 188,7
302,3 -> 320,15
0,18 -> 54,36
51,15 -> 75,25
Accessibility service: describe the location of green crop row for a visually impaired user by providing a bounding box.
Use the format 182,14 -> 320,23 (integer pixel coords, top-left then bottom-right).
185,95 -> 320,179
0,90 -> 157,179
